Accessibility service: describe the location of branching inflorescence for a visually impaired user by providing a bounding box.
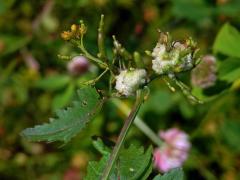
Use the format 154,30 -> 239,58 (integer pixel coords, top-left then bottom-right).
22,15 -> 203,179
60,16 -> 201,102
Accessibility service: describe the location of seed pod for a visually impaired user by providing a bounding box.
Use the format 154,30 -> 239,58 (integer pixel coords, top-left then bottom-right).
67,56 -> 89,76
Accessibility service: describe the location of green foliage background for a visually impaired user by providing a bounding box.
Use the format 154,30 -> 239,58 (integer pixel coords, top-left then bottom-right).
0,0 -> 240,179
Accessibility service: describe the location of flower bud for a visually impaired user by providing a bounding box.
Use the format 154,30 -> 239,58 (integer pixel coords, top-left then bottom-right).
67,56 -> 89,76
154,128 -> 191,173
115,69 -> 147,96
191,55 -> 217,88
61,31 -> 72,41
71,24 -> 78,32
79,21 -> 87,35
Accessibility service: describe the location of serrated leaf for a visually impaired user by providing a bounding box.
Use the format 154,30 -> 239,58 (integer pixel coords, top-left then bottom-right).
85,138 -> 116,180
52,84 -> 75,110
140,158 -> 153,180
21,86 -> 103,143
85,142 -> 153,180
85,153 -> 113,180
153,168 -> 184,180
213,23 -> 240,58
92,137 -> 111,155
119,144 -> 153,180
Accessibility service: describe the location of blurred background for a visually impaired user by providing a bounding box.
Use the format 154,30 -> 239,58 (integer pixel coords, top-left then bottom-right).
1,0 -> 240,179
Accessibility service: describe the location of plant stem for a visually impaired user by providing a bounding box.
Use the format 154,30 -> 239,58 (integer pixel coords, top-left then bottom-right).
111,98 -> 163,147
101,90 -> 144,180
98,14 -> 107,61
83,68 -> 109,85
71,39 -> 108,68
170,75 -> 203,104
80,42 -> 107,68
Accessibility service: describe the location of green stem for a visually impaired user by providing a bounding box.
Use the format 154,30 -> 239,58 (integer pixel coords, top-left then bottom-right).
101,90 -> 144,180
72,39 -> 107,68
80,42 -> 107,68
170,75 -> 203,104
83,68 -> 109,85
108,73 -> 113,94
112,98 -> 163,147
112,35 -> 132,60
98,14 -> 107,61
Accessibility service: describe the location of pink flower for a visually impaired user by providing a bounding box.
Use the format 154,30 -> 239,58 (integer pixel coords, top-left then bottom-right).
191,55 -> 217,88
67,56 -> 89,76
160,128 -> 191,151
154,128 -> 191,173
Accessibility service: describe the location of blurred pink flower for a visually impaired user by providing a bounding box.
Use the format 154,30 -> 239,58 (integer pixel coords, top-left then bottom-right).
63,167 -> 81,180
191,55 -> 217,88
154,128 -> 191,173
67,56 -> 89,76
20,48 -> 40,72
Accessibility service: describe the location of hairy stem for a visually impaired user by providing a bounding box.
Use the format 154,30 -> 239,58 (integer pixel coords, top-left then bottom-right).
112,98 -> 163,147
101,90 -> 144,180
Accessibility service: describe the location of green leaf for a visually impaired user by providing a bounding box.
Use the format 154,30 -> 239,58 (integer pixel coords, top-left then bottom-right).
85,150 -> 113,180
179,100 -> 195,119
139,90 -> 174,116
0,35 -> 31,56
213,23 -> 240,58
92,137 -> 111,155
85,138 -> 115,180
220,120 -> 240,153
35,74 -> 71,90
0,0 -> 15,15
216,1 -> 240,17
119,144 -> 153,180
21,86 -> 103,143
220,68 -> 240,82
85,142 -> 153,180
171,0 -> 212,21
218,58 -> 240,82
52,84 -> 75,110
153,168 -> 184,180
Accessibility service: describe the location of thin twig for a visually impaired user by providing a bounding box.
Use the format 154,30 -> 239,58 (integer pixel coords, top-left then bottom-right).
111,98 -> 163,147
83,68 -> 109,85
101,90 -> 144,180
72,39 -> 107,68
